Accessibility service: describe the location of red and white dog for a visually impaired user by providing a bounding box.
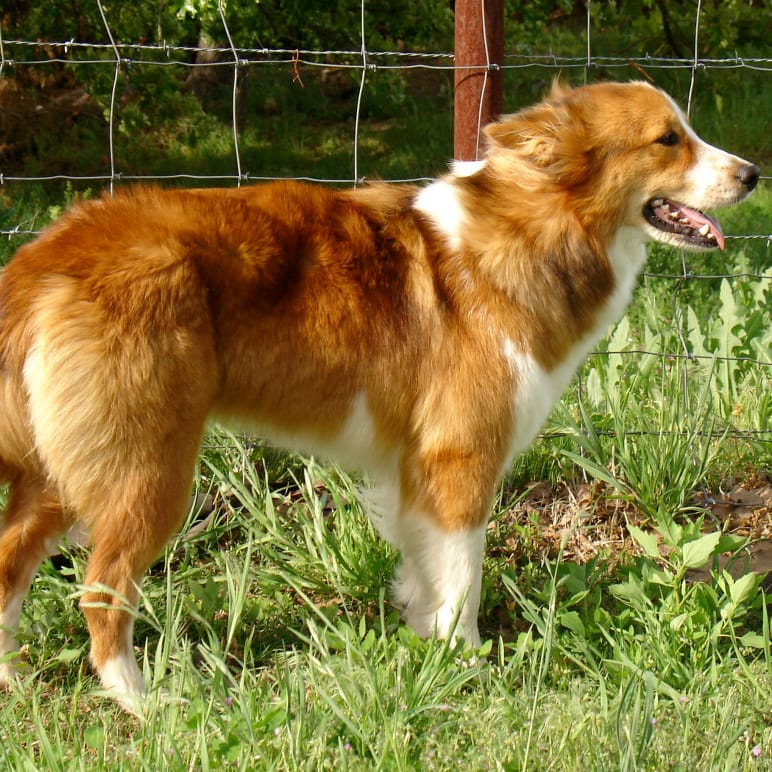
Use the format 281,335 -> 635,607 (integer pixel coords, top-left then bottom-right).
0,81 -> 758,710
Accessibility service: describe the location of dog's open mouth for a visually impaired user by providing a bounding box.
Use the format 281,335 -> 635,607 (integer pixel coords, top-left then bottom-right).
643,198 -> 725,249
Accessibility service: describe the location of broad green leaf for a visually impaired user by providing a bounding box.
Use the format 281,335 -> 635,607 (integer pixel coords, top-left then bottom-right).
594,606 -> 612,628
717,279 -> 742,360
669,612 -> 688,632
559,610 -> 586,638
360,628 -> 376,653
729,571 -> 761,605
740,632 -> 767,649
84,725 -> 104,750
715,534 -> 748,554
55,647 -> 83,663
628,525 -> 660,559
584,367 -> 604,408
610,579 -> 650,611
680,532 -> 722,569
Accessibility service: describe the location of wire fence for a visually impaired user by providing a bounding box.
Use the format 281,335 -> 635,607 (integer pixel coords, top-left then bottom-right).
0,1 -> 770,453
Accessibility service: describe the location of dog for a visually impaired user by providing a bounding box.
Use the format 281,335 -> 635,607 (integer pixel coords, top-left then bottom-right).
0,81 -> 758,711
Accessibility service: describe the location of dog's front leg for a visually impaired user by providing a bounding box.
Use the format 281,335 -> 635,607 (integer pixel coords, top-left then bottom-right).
388,450 -> 496,648
392,515 -> 486,647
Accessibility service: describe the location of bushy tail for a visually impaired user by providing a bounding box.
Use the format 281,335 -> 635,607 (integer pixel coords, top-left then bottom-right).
0,363 -> 36,481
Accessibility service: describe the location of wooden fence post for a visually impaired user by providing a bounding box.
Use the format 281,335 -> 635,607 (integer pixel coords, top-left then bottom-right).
454,0 -> 504,161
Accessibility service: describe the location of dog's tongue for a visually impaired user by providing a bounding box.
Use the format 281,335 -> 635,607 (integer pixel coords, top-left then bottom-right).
655,200 -> 725,249
680,204 -> 725,249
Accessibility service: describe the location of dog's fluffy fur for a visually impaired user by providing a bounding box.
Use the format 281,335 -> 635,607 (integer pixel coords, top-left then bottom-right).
0,81 -> 758,710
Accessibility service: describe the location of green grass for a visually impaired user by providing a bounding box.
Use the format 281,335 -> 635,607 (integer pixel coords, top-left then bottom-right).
1,453 -> 770,769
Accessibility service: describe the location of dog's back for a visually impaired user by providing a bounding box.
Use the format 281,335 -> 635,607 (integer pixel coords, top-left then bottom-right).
0,181 -> 423,466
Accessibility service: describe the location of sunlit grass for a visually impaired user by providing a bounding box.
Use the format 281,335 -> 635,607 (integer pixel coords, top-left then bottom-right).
1,449 -> 770,768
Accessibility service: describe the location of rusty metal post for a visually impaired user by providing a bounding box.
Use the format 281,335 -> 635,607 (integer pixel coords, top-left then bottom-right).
454,0 -> 504,161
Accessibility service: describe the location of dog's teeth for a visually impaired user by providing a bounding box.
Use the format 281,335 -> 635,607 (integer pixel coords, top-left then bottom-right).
669,210 -> 681,219
698,224 -> 711,236
679,217 -> 691,224
651,198 -> 664,207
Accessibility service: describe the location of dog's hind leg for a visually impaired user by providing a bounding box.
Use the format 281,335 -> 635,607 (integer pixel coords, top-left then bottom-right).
78,425 -> 206,714
18,270 -> 216,711
0,473 -> 70,687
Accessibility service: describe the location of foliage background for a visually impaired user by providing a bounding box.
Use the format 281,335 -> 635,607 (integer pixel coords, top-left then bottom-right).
1,0 -> 770,185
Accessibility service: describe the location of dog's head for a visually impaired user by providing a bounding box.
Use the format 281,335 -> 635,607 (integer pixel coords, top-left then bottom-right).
483,81 -> 759,250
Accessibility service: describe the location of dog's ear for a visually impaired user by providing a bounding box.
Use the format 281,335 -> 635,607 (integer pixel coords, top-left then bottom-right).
483,82 -> 588,182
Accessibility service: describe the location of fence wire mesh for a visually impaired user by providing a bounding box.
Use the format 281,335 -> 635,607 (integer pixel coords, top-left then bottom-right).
0,1 -> 769,454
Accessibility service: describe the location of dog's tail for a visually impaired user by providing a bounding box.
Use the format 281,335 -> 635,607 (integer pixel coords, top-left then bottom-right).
0,263 -> 38,484
0,363 -> 33,483
7,273 -> 140,518
0,269 -> 111,501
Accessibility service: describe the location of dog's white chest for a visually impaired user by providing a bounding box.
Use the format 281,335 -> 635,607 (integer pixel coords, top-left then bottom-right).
501,228 -> 647,466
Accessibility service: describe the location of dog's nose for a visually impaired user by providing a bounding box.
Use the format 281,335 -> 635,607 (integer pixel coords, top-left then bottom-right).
737,163 -> 760,191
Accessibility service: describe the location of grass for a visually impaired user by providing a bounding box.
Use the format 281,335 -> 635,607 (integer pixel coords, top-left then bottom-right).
0,42 -> 770,771
0,457 -> 770,769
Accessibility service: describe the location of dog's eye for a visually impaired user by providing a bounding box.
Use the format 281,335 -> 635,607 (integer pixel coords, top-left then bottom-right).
655,131 -> 679,147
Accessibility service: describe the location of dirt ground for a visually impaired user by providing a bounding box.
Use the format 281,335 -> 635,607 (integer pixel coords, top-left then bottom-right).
493,471 -> 772,591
